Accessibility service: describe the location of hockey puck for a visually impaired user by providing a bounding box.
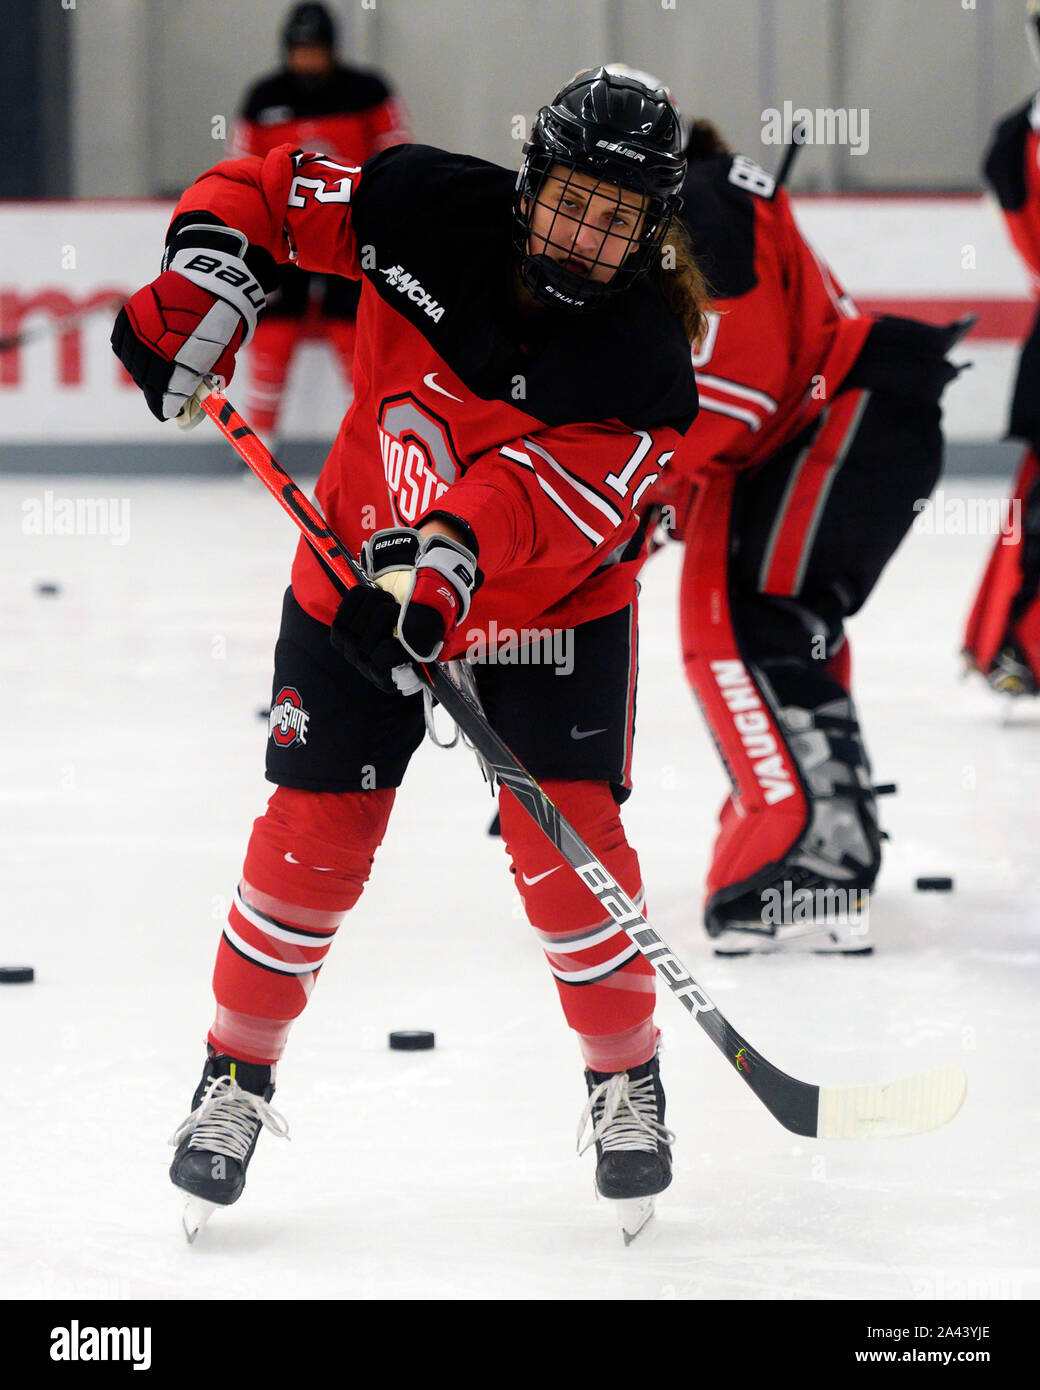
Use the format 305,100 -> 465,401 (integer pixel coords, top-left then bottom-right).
389,1030 -> 435,1051
35,582 -> 60,597
0,966 -> 34,983
915,876 -> 954,892
257,705 -> 271,720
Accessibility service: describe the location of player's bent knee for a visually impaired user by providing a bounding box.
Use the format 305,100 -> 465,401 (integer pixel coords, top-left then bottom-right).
243,784 -> 396,912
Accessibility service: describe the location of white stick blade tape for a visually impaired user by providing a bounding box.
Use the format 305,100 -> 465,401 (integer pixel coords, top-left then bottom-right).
817,1063 -> 967,1139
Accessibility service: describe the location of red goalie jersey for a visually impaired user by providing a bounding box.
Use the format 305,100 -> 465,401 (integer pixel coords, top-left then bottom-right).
169,144 -> 698,653
663,153 -> 872,489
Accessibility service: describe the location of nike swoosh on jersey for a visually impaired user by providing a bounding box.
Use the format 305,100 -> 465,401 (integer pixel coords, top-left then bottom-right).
521,867 -> 560,885
284,851 -> 334,872
423,372 -> 464,402
570,726 -> 608,740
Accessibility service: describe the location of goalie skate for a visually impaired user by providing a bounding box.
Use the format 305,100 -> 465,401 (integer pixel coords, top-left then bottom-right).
711,873 -> 872,955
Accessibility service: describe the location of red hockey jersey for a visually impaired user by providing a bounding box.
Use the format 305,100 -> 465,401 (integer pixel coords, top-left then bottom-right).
170,144 -> 699,656
667,154 -> 871,479
227,64 -> 408,166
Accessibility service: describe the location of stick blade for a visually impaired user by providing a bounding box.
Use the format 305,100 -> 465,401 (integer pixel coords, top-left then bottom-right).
817,1063 -> 967,1139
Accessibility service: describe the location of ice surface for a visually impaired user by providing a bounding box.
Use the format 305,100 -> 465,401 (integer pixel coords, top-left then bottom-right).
1,473 -> 1037,1300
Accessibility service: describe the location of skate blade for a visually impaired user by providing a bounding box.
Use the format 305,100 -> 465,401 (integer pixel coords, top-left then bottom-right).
613,1197 -> 655,1245
712,922 -> 873,956
182,1197 -> 218,1244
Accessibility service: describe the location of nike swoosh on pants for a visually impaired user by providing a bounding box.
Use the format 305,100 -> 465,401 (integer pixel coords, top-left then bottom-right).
521,867 -> 560,885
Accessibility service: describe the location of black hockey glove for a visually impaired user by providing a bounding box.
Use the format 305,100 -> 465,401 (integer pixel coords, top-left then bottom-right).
330,526 -> 479,696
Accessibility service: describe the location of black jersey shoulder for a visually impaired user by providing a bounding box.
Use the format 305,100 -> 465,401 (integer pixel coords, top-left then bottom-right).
679,155 -> 760,299
351,144 -> 697,432
983,95 -> 1040,212
241,65 -> 393,123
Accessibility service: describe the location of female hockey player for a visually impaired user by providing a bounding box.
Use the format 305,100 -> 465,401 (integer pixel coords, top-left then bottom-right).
963,0 -> 1040,698
654,119 -> 966,955
111,67 -> 706,1240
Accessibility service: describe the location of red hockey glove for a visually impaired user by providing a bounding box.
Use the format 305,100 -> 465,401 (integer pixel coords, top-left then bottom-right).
330,527 -> 480,695
111,222 -> 273,422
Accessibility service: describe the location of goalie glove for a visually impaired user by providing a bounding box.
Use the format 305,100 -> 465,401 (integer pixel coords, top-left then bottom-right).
111,220 -> 275,422
330,526 -> 480,696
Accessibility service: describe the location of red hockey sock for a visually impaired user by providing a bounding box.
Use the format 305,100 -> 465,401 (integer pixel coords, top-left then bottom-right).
498,780 -> 658,1073
324,316 -> 358,391
245,317 -> 302,434
209,785 -> 394,1064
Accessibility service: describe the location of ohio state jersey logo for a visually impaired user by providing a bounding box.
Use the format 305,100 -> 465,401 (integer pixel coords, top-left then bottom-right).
269,686 -> 310,748
377,394 -> 465,525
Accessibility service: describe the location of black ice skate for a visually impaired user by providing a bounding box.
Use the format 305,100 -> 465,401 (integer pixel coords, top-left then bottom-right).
169,1048 -> 289,1242
578,1052 -> 674,1244
707,667 -> 882,956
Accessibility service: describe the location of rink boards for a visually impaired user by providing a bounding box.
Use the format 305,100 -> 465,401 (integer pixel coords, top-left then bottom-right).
0,194 -> 1033,465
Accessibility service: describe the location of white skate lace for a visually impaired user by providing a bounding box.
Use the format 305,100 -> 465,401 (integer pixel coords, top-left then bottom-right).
577,1072 -> 675,1157
168,1074 -> 290,1161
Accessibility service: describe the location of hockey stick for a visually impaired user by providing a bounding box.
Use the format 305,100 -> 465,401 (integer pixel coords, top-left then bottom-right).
189,380 -> 967,1141
0,294 -> 125,354
774,116 -> 808,189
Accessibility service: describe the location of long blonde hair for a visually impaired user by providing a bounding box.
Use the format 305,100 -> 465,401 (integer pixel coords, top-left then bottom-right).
657,216 -> 713,347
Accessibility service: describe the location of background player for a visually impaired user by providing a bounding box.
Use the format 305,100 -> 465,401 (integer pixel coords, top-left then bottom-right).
963,0 -> 1040,698
655,118 -> 966,955
112,68 -> 705,1240
227,2 -> 409,449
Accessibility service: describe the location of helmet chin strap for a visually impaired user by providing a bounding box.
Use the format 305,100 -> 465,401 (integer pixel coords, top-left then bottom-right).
519,251 -> 603,311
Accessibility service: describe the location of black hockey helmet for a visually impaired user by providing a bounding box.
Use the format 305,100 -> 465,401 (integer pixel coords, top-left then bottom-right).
514,64 -> 686,310
282,2 -> 337,51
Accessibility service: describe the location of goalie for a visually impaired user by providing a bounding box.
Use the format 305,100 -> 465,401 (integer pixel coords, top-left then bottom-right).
655,119 -> 965,955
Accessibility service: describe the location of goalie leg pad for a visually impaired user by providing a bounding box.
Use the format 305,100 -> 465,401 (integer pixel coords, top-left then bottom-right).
209,785 -> 395,1064
499,778 -> 659,1073
680,461 -> 880,949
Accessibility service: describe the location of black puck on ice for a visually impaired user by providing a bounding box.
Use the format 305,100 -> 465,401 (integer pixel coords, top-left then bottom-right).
389,1030 -> 435,1051
257,705 -> 271,720
35,582 -> 60,597
915,876 -> 954,892
0,966 -> 35,983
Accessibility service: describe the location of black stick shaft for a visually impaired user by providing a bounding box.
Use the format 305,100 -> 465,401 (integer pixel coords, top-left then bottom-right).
775,118 -> 807,188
